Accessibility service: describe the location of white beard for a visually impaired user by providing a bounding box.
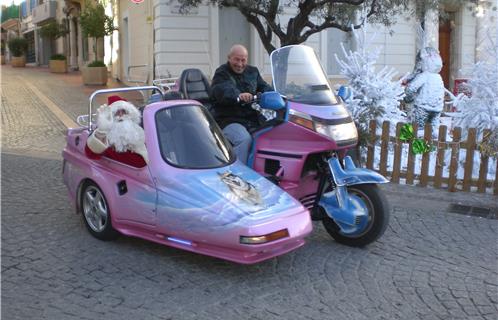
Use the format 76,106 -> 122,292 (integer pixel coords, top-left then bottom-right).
107,119 -> 145,153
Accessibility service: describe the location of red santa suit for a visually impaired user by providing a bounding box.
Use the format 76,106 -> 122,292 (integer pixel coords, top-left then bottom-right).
86,96 -> 148,168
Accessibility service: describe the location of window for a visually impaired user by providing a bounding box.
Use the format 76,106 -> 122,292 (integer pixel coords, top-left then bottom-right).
156,105 -> 235,169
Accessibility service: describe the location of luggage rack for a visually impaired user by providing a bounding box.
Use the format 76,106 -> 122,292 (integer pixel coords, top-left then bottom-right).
152,77 -> 179,94
77,86 -> 163,129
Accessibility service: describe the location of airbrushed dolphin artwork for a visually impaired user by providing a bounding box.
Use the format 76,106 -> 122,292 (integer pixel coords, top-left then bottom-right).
62,87 -> 312,264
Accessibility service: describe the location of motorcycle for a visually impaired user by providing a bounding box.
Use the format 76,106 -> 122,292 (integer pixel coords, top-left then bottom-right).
245,45 -> 390,247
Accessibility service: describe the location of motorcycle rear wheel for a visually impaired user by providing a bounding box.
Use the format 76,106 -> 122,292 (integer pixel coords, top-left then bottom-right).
322,184 -> 389,247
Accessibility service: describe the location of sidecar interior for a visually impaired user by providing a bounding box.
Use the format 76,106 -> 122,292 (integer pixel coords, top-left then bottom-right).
178,68 -> 215,115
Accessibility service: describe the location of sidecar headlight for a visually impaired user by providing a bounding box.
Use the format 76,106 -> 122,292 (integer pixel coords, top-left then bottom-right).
314,121 -> 358,142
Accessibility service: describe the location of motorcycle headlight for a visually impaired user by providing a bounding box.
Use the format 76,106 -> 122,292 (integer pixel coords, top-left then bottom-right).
315,121 -> 358,142
289,109 -> 358,144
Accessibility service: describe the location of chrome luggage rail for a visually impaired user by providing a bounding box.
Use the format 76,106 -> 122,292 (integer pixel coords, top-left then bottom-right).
87,86 -> 163,129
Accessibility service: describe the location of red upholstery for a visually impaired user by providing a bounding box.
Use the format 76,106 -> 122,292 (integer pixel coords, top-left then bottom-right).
85,145 -> 147,168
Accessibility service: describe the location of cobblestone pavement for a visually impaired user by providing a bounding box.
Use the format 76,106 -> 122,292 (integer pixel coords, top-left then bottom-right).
2,66 -> 498,320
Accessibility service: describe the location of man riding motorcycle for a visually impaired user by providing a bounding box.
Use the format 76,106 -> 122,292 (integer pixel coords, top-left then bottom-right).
210,44 -> 272,164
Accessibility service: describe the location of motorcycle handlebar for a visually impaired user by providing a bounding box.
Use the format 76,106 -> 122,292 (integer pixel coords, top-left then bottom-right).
236,93 -> 260,104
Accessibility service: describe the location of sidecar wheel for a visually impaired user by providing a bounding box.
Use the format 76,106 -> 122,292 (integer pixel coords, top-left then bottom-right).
81,182 -> 119,241
322,184 -> 389,247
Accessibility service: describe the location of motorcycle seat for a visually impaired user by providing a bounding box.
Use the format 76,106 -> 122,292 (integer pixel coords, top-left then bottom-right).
178,68 -> 215,115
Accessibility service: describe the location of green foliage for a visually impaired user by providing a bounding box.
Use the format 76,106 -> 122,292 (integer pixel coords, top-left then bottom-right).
7,37 -> 28,57
176,0 -> 477,54
50,54 -> 66,60
80,2 -> 114,39
80,1 -> 114,63
87,60 -> 106,67
40,20 -> 68,40
1,4 -> 19,23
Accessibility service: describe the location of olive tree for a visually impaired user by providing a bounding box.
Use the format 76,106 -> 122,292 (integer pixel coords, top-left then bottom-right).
177,0 -> 478,54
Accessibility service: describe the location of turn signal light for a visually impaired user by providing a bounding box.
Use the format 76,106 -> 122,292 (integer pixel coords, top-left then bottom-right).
240,229 -> 289,244
289,114 -> 315,130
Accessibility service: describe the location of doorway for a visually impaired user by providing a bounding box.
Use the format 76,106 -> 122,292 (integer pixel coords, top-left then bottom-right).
439,18 -> 451,89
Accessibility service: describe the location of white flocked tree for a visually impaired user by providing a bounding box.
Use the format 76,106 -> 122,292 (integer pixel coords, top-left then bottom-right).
452,33 -> 498,156
335,27 -> 407,147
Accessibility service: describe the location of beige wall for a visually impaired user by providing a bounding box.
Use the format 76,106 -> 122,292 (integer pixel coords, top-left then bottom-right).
363,14 -> 417,79
117,2 -> 488,88
153,0 -> 219,79
116,0 -> 154,85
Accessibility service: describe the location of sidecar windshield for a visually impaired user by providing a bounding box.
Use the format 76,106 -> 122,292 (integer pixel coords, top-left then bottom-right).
156,105 -> 235,169
271,45 -> 338,105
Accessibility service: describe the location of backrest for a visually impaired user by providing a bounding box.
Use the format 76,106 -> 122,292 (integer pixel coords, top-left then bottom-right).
178,68 -> 214,114
179,68 -> 211,100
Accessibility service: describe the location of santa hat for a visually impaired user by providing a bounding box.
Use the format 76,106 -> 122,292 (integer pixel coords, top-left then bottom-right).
108,95 -> 127,105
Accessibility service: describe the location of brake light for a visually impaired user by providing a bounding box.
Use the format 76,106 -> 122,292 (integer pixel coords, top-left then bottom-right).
240,229 -> 289,244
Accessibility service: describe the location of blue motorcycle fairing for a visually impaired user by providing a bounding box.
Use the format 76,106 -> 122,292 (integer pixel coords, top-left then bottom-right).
318,156 -> 388,235
329,156 -> 388,187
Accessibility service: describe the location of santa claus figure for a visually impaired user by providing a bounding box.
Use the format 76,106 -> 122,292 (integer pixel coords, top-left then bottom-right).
86,96 -> 148,167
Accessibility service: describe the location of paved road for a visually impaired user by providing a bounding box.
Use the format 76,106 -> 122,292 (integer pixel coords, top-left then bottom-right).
2,65 -> 497,320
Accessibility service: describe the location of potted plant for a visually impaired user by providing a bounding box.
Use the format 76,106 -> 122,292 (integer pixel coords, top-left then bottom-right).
49,54 -> 67,73
40,20 -> 68,73
79,2 -> 114,85
7,37 -> 28,67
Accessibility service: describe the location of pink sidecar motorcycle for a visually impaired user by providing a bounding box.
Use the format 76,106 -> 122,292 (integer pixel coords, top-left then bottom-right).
62,86 -> 312,264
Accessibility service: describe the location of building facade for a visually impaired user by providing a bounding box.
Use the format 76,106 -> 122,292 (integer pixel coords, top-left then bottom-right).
9,0 -> 106,70
113,0 -> 495,91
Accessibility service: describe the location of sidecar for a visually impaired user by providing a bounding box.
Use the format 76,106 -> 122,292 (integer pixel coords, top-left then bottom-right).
62,87 -> 312,264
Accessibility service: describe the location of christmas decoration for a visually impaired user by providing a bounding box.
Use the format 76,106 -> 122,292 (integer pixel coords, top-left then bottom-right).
399,123 -> 434,155
86,96 -> 148,166
452,33 -> 498,157
403,25 -> 445,133
335,27 -> 406,146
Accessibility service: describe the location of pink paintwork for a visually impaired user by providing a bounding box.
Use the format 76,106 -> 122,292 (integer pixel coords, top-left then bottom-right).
252,101 -> 353,203
63,99 -> 312,264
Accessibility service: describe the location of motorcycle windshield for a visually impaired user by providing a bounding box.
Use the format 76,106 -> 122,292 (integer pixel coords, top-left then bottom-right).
270,45 -> 338,105
156,105 -> 235,169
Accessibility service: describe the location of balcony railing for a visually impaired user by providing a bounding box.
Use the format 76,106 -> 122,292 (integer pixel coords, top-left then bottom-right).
32,1 -> 57,24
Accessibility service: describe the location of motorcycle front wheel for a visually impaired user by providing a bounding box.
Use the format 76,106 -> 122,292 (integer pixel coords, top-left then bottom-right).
322,184 -> 389,247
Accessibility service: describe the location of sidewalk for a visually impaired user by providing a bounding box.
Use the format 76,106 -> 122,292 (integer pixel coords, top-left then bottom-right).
2,64 -> 497,213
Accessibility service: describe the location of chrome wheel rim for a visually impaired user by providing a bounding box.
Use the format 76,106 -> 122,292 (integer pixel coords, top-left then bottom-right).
82,186 -> 108,233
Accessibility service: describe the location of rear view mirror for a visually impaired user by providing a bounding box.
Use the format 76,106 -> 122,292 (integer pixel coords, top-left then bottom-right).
337,86 -> 352,101
260,91 -> 286,110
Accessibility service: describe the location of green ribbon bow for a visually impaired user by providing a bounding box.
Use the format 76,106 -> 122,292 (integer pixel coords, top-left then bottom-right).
398,123 -> 434,155
399,123 -> 414,142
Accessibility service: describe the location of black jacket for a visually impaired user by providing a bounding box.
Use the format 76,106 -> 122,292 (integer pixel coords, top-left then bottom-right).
210,63 -> 272,128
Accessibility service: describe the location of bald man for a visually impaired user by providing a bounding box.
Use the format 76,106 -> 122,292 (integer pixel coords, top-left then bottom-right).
211,44 -> 272,164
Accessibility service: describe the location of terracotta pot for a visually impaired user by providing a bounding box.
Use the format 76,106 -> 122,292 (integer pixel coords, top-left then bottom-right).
49,59 -> 67,73
11,56 -> 26,67
82,66 -> 108,85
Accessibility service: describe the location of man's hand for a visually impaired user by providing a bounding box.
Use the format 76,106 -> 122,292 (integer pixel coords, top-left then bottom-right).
238,92 -> 253,103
